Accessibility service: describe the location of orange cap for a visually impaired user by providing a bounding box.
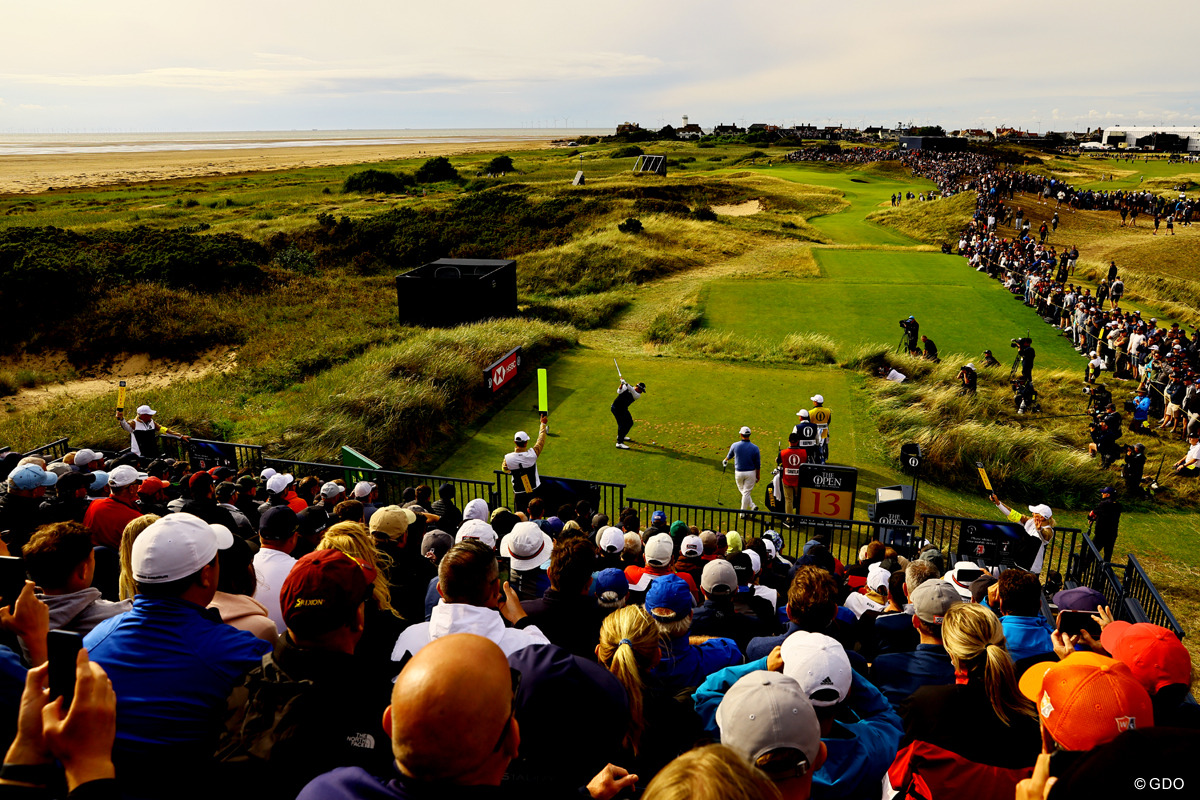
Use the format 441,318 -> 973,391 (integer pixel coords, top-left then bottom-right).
1100,621 -> 1191,694
1019,652 -> 1153,752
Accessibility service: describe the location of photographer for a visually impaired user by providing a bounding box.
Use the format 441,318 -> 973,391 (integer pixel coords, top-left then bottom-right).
1013,378 -> 1039,415
1083,382 -> 1112,414
1087,404 -> 1122,469
900,316 -> 920,355
957,363 -> 977,395
982,349 -> 1001,368
1122,443 -> 1147,498
1011,338 -> 1035,382
921,335 -> 940,363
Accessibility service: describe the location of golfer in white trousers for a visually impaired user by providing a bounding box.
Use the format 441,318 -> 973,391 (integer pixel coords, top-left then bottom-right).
723,426 -> 761,512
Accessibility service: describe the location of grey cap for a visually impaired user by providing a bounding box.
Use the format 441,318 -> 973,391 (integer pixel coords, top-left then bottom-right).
717,671 -> 821,774
910,579 -> 963,624
701,559 -> 738,596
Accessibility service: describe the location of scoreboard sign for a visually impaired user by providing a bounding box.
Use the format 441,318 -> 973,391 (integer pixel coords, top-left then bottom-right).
796,464 -> 857,520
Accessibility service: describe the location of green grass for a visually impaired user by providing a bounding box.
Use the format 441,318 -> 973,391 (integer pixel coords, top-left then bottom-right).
699,250 -> 1085,370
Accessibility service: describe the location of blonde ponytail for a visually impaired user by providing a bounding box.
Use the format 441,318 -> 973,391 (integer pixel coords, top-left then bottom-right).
942,605 -> 1037,727
597,605 -> 659,754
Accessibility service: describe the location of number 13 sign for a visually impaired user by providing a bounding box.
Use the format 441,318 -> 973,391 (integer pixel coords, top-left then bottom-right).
796,464 -> 858,521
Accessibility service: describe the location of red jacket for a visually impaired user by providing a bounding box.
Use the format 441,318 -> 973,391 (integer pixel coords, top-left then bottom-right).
84,496 -> 143,550
624,564 -> 698,600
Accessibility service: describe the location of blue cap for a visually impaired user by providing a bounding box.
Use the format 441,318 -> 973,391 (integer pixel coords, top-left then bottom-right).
644,574 -> 693,621
543,516 -> 564,537
86,471 -> 109,491
1053,586 -> 1105,612
651,510 -> 667,524
593,568 -> 629,602
8,463 -> 58,491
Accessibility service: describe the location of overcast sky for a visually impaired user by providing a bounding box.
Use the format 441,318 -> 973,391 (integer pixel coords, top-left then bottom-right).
2,0 -> 1196,134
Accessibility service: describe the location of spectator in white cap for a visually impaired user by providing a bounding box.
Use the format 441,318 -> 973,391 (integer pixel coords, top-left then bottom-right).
624,532 -> 699,600
116,404 -> 189,461
596,526 -> 627,569
84,513 -> 272,795
987,492 -> 1054,573
455,518 -> 498,548
717,671 -> 827,798
673,533 -> 705,587
843,563 -> 890,619
70,448 -> 104,474
694,630 -> 901,800
723,427 -> 761,514
259,472 -> 307,516
391,539 -> 549,661
0,463 -> 59,551
317,481 -> 345,517
82,464 -> 145,551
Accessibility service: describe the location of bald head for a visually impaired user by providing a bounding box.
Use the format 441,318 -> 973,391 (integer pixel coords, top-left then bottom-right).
391,634 -> 516,784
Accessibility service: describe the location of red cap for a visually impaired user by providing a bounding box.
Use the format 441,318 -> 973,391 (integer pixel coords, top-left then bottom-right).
1019,652 -> 1153,751
1100,621 -> 1191,693
280,549 -> 376,637
188,471 -> 213,491
138,476 -> 168,495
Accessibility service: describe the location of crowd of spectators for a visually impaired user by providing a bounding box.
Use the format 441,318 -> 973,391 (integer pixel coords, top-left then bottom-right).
0,446 -> 1195,799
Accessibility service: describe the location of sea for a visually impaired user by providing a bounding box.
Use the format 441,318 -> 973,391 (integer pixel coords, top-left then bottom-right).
0,129 -> 612,157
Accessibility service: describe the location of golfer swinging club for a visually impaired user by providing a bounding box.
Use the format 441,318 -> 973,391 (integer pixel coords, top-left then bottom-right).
722,426 -> 761,514
611,370 -> 646,450
988,493 -> 1054,575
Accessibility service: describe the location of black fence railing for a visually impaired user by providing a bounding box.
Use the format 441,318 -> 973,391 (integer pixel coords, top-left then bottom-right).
268,459 -> 497,510
1122,554 -> 1185,640
23,437 -> 71,462
492,471 -> 626,521
625,497 -> 917,563
160,437 -> 264,472
919,514 -> 1081,578
1070,531 -> 1125,611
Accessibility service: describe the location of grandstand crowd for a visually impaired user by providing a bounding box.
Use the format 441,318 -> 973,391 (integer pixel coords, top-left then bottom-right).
0,436 -> 1196,799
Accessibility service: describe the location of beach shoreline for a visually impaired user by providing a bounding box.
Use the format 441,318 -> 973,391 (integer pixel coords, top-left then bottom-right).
0,137 -> 560,195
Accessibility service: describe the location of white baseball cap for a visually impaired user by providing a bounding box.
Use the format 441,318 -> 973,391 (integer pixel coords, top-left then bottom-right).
1028,504 -> 1053,518
597,526 -> 625,554
131,513 -> 233,584
866,563 -> 890,594
810,394 -> 824,404
739,426 -> 752,436
746,550 -> 762,576
266,473 -> 294,494
644,533 -> 674,567
319,481 -> 343,499
680,534 -> 703,558
73,448 -> 102,468
796,409 -> 810,418
514,431 -> 530,444
456,518 -> 498,548
352,481 -> 375,498
108,464 -> 148,489
260,467 -> 277,480
135,405 -> 157,416
500,522 -> 554,570
780,631 -> 852,707
763,539 -> 778,560
701,559 -> 738,596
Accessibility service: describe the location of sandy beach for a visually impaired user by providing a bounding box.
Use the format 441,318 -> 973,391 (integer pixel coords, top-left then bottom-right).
0,138 -> 558,195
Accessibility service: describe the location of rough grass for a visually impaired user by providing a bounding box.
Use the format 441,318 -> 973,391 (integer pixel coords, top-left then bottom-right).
865,191 -> 976,245
520,292 -> 628,330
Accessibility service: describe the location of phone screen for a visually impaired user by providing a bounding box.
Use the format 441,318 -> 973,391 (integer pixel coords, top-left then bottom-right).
48,630 -> 84,709
496,556 -> 511,587
1057,610 -> 1102,638
0,557 -> 26,608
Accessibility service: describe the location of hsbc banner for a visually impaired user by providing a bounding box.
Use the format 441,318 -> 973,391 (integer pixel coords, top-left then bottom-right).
484,346 -> 522,393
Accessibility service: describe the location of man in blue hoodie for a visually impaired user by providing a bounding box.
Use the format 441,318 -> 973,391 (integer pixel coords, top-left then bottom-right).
990,569 -> 1054,662
694,631 -> 902,800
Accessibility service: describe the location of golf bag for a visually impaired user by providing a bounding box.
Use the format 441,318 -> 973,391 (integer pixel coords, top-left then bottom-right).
765,468 -> 785,514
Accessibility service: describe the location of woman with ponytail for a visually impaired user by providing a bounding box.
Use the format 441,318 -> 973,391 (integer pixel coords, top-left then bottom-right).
900,603 -> 1040,769
596,605 -> 706,781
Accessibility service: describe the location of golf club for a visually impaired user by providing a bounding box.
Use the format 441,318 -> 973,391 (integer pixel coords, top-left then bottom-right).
716,462 -> 726,506
614,358 -> 622,380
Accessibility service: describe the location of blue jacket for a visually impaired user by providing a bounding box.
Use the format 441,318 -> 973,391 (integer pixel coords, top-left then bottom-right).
649,634 -> 742,692
869,643 -> 955,706
1000,614 -> 1055,662
85,595 -> 272,754
694,661 -> 903,800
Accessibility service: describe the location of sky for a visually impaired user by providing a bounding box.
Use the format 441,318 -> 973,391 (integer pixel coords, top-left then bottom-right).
1,0 -> 1197,134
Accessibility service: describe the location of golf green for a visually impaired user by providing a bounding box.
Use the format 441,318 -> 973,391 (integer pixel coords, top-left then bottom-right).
701,250 -> 1086,371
